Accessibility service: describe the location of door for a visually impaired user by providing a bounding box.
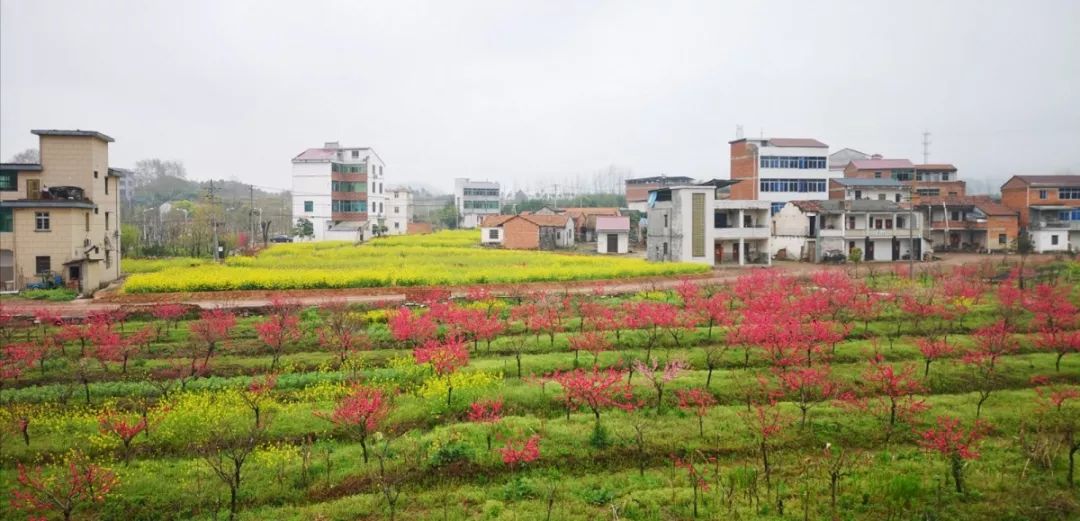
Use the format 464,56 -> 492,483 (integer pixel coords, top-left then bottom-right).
714,243 -> 723,264
607,233 -> 619,253
808,216 -> 817,236
864,238 -> 874,261
0,249 -> 13,292
892,237 -> 900,260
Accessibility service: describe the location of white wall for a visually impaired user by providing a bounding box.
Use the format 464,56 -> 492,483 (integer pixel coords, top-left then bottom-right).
291,162 -> 332,241
756,144 -> 836,202
597,231 -> 629,253
385,189 -> 411,235
481,226 -> 503,244
1032,230 -> 1071,253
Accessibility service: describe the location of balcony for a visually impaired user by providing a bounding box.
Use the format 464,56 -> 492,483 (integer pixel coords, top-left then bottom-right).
714,226 -> 769,239
1030,220 -> 1080,231
331,211 -> 367,221
845,227 -> 921,238
929,219 -> 987,230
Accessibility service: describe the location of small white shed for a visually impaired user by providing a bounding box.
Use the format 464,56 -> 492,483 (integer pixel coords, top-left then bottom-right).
595,216 -> 630,254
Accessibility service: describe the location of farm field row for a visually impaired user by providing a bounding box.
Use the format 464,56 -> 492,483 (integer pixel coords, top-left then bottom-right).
121,231 -> 709,293
1,263 -> 1078,520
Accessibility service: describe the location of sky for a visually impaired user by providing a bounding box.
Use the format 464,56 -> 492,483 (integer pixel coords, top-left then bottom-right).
2,0 -> 1078,195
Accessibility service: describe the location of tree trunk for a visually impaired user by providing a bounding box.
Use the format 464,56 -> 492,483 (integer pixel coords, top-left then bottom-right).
924,359 -> 931,378
1057,352 -> 1065,372
1068,440 -> 1077,487
360,436 -> 369,464
706,366 -> 714,388
951,454 -> 964,494
761,441 -> 771,492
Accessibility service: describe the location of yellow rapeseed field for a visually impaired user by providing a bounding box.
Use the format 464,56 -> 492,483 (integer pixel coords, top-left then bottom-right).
122,230 -> 708,293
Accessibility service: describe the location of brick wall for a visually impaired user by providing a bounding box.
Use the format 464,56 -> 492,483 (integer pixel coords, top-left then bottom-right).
729,141 -> 756,200
501,218 -> 540,249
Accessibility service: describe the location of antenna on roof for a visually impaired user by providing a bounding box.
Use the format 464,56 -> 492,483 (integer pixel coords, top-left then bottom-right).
922,130 -> 931,164
735,125 -> 744,139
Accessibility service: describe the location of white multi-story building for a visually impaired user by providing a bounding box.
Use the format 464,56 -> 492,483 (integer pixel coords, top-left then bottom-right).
291,142 -> 386,241
772,199 -> 929,262
646,181 -> 772,266
729,137 -> 836,214
453,178 -> 500,228
385,187 -> 413,236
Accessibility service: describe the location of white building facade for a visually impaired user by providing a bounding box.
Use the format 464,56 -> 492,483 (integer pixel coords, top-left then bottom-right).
454,178 -> 501,228
646,184 -> 772,266
291,142 -> 386,241
772,200 -> 929,262
729,138 -> 836,215
385,188 -> 413,236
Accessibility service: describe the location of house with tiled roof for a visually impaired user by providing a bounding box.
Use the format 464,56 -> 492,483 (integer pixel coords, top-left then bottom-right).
479,214 -> 515,245
1001,174 -> 1080,252
291,142 -> 388,241
915,196 -> 1018,253
772,199 -> 929,263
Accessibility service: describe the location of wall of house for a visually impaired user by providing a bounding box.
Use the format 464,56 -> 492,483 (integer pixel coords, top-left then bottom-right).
385,190 -> 411,235
480,226 -> 503,245
502,219 -> 539,249
728,141 -> 756,200
596,231 -> 628,253
291,162 -> 333,240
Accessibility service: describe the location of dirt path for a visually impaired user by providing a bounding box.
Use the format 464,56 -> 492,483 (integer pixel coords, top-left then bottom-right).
0,252 -> 1039,319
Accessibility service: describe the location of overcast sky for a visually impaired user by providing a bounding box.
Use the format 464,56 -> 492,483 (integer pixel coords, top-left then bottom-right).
2,0 -> 1078,195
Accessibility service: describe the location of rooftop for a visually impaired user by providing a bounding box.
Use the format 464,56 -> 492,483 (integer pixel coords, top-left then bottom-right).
848,159 -> 915,170
519,214 -> 571,227
480,214 -> 516,227
915,163 -> 958,171
728,137 -> 828,148
791,199 -> 908,214
0,163 -> 43,172
831,178 -> 907,187
917,196 -> 1018,216
1005,174 -> 1080,187
31,129 -> 115,143
293,147 -> 372,162
594,216 -> 630,231
626,175 -> 696,185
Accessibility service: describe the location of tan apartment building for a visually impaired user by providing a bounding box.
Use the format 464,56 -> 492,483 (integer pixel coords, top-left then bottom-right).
0,129 -> 123,295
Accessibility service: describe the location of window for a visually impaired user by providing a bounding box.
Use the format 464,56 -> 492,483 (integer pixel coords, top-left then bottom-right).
998,234 -> 1007,245
0,207 -> 12,232
877,194 -> 886,200
770,202 -> 786,215
85,212 -> 90,232
35,256 -> 50,274
331,200 -> 367,212
897,216 -> 906,228
759,156 -> 827,169
847,216 -> 856,229
105,177 -> 109,195
394,206 -> 399,214
352,150 -> 359,158
759,179 -> 825,193
378,202 -> 383,213
1060,188 -> 1080,199
941,174 -> 949,181
663,214 -> 668,228
874,171 -> 882,179
895,194 -> 902,203
950,211 -> 961,221
662,242 -> 668,256
35,211 -> 50,231
105,212 -> 110,230
488,229 -> 498,239
94,171 -> 99,179
556,231 -> 561,240
1051,235 -> 1059,245
394,222 -> 400,229
1039,189 -> 1048,199
854,190 -> 862,199
0,172 -> 15,191
304,201 -> 313,212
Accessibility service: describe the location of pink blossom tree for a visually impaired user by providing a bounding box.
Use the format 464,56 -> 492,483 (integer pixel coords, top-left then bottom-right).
467,398 -> 504,450
255,298 -> 302,371
676,388 -> 717,437
634,358 -> 687,413
917,416 -> 988,494
10,454 -> 118,521
413,336 -> 470,406
315,385 -> 389,464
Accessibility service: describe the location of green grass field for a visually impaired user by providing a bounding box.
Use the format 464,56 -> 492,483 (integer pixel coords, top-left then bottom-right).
2,268 -> 1079,520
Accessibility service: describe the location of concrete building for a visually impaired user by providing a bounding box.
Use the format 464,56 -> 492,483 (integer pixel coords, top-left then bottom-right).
916,196 -> 1018,253
772,200 -> 928,263
1001,175 -> 1080,252
291,142 -> 386,241
646,182 -> 771,266
385,187 -> 413,236
454,178 -> 501,229
595,216 -> 630,254
829,178 -> 907,202
625,176 -> 696,213
828,148 -> 871,172
0,129 -> 123,294
728,137 -> 833,214
913,164 -> 965,198
843,158 -> 965,200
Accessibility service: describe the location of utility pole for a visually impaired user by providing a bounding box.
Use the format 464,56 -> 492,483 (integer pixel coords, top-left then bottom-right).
208,180 -> 220,262
249,184 -> 255,250
908,183 -> 915,279
922,131 -> 931,164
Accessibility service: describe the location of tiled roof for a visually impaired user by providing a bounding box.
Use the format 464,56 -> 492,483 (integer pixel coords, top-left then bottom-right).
915,164 -> 957,171
1006,175 -> 1080,187
848,159 -> 915,170
293,147 -> 372,162
767,138 -> 828,148
917,196 -> 1017,216
831,178 -> 906,187
520,214 -> 571,227
480,215 -> 515,227
595,216 -> 630,231
790,200 -> 906,214
31,129 -> 114,142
